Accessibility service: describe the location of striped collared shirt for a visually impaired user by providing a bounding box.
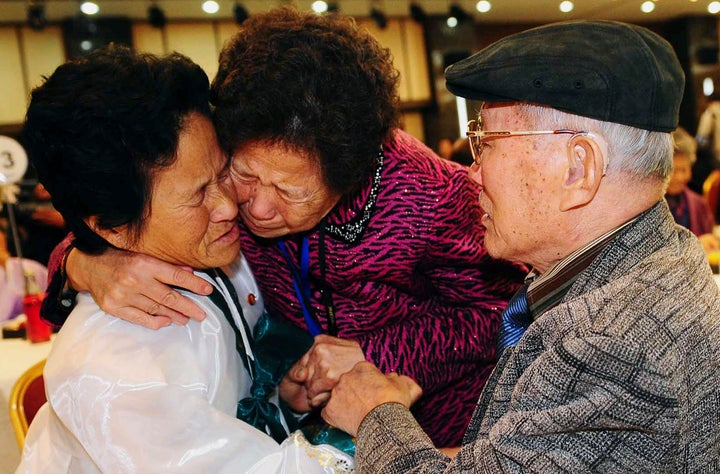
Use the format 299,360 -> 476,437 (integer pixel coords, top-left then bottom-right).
525,216 -> 640,319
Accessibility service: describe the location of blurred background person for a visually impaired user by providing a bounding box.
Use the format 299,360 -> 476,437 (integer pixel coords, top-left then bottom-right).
666,126 -> 719,253
693,92 -> 720,198
437,137 -> 455,161
5,182 -> 66,266
696,91 -> 720,166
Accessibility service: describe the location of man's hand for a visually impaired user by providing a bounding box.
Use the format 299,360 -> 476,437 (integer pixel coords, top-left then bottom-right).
321,361 -> 422,437
303,334 -> 365,407
66,247 -> 213,328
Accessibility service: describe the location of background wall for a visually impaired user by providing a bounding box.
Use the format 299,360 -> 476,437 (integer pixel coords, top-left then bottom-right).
2,11 -> 720,160
0,15 -> 431,144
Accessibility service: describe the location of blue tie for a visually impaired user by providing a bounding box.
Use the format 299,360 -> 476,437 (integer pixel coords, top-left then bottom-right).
497,284 -> 532,354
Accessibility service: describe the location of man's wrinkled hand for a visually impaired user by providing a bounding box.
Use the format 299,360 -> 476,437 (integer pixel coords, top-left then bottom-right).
321,361 -> 422,436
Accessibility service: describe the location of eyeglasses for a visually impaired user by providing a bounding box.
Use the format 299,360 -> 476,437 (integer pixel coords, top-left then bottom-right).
466,119 -> 591,165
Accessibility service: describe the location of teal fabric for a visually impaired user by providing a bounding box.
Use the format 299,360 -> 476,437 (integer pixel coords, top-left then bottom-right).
298,412 -> 356,457
236,380 -> 287,443
243,311 -> 356,456
203,277 -> 289,444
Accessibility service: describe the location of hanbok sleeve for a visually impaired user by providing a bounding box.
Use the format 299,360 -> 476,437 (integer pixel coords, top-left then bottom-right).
23,294 -> 354,473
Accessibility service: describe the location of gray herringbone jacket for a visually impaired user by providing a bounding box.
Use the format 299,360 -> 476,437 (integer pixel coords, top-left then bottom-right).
356,202 -> 720,473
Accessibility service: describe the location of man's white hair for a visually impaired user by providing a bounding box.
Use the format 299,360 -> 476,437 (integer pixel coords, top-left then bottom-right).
515,103 -> 673,181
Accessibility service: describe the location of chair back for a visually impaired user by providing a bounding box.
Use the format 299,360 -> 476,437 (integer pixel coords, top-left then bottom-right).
8,359 -> 46,450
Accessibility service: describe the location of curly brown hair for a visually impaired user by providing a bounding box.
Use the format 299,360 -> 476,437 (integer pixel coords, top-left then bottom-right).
211,7 -> 400,195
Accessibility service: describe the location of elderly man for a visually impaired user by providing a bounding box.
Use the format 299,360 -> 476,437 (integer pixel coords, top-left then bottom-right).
321,20 -> 720,472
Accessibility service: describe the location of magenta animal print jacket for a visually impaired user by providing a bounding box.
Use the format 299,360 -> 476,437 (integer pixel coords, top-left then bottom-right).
239,130 -> 526,447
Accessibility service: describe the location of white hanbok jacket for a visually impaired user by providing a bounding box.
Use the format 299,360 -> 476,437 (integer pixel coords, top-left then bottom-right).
17,254 -> 353,473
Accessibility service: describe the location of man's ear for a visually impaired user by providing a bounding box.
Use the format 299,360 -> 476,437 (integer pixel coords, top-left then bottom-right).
559,134 -> 605,211
84,216 -> 130,249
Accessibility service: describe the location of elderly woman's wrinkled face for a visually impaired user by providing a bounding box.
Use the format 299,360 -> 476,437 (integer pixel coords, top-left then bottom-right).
120,113 -> 240,269
231,141 -> 341,239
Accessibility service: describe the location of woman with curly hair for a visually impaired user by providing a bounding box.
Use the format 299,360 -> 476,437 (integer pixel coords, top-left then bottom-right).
43,8 -> 525,447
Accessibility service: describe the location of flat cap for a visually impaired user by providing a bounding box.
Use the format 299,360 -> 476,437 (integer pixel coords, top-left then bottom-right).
445,20 -> 684,132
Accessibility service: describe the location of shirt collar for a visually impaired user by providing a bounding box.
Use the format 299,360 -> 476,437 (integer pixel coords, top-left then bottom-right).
525,215 -> 640,318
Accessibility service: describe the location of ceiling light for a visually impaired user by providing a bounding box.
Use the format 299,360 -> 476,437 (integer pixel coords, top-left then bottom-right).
409,2 -> 427,22
709,1 -> 720,14
640,1 -> 655,13
311,1 -> 328,13
202,0 -> 219,14
27,1 -> 47,30
233,2 -> 248,24
370,7 -> 387,29
446,16 -> 458,28
80,1 -> 99,15
148,3 -> 166,28
475,1 -> 491,13
704,77 -> 715,97
559,1 -> 574,13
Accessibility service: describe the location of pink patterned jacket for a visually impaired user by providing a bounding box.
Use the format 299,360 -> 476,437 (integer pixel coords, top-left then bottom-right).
240,130 -> 526,446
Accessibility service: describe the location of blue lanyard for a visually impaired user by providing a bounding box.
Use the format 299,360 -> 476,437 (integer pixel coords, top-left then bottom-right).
278,237 -> 323,336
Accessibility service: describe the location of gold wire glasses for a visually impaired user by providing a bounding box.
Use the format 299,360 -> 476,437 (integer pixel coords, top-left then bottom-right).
466,119 -> 591,165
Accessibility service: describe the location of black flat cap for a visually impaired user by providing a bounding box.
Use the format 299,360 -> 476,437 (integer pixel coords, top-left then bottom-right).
445,20 -> 684,132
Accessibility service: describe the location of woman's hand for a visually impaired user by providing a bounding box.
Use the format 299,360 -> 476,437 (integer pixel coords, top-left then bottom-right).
66,246 -> 213,328
279,356 -> 312,413
302,335 -> 366,407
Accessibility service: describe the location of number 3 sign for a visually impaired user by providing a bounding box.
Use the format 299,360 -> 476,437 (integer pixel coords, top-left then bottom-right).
0,135 -> 28,184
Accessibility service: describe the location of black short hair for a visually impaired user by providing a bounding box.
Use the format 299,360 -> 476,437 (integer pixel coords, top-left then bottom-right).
211,7 -> 400,195
22,45 -> 211,254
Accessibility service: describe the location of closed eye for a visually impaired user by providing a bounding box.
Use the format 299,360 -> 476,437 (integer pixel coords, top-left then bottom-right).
276,188 -> 311,203
234,173 -> 257,184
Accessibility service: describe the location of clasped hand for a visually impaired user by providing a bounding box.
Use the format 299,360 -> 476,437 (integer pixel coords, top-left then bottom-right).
279,335 -> 422,437
279,334 -> 366,412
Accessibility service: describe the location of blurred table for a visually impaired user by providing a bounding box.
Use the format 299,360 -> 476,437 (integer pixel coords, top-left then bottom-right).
0,336 -> 53,474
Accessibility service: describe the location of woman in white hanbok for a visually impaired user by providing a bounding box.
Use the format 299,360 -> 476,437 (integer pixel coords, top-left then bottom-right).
17,46 -> 352,474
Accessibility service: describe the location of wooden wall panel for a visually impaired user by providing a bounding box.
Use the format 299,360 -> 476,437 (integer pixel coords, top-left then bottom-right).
132,23 -> 165,55
360,18 -> 411,101
165,22 -> 218,81
20,26 -> 65,93
401,20 -> 431,102
0,27 -> 28,125
1,18 -> 430,134
216,21 -> 240,55
358,18 -> 431,105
